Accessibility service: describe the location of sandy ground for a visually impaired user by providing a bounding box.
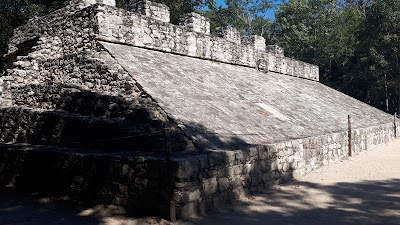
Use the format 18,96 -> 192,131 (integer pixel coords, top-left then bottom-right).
1,139 -> 400,225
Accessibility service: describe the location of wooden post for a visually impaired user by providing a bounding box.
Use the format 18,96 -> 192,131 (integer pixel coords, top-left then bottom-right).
164,126 -> 176,222
348,115 -> 352,157
394,113 -> 397,138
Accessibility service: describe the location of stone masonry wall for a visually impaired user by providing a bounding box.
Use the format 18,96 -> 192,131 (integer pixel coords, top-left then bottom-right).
173,121 -> 399,218
0,0 -> 396,220
0,1 -> 196,152
0,106 -> 165,151
0,118 -> 397,219
95,4 -> 319,81
0,143 -> 171,217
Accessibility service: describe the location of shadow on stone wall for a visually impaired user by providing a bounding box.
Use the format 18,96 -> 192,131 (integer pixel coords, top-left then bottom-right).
1,82 -> 298,220
180,122 -> 252,151
2,83 -> 196,152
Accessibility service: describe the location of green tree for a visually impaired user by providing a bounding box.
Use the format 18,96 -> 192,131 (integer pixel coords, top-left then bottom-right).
351,0 -> 400,113
203,0 -> 273,37
273,0 -> 364,86
117,0 -> 207,24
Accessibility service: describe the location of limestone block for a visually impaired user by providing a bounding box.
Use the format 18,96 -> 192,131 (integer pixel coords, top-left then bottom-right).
242,35 -> 266,52
128,0 -> 170,23
175,189 -> 201,203
180,12 -> 210,35
230,165 -> 243,175
215,27 -> 241,44
202,177 -> 218,196
283,162 -> 291,172
266,45 -> 284,56
174,158 -> 199,180
218,177 -> 230,192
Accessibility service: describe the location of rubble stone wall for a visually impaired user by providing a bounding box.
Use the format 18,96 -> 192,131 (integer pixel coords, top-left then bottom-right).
0,1 -> 196,152
0,143 -> 170,217
174,121 -> 399,217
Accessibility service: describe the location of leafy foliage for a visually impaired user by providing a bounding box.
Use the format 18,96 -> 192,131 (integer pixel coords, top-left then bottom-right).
116,0 -> 208,24
352,0 -> 400,112
204,0 -> 273,37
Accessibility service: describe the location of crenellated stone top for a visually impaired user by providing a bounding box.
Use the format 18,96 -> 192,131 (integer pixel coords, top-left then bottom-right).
7,0 -> 319,81
93,0 -> 319,81
128,0 -> 170,23
179,12 -> 211,35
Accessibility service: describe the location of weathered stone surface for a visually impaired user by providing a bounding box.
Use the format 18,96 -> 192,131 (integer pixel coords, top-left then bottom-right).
202,178 -> 218,196
1,0 -> 399,220
128,0 -> 170,23
96,4 -> 319,81
103,42 -> 394,149
174,158 -> 199,180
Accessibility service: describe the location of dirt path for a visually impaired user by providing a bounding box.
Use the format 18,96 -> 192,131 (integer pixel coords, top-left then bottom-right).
1,140 -> 400,225
183,139 -> 400,225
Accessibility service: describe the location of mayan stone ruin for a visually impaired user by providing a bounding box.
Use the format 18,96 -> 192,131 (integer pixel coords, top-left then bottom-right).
0,0 -> 398,219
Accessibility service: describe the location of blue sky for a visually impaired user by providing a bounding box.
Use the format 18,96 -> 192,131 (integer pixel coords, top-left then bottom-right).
216,0 -> 228,7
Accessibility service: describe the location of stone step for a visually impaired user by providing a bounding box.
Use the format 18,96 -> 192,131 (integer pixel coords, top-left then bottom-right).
0,106 -> 166,152
0,142 -> 169,217
9,83 -> 161,122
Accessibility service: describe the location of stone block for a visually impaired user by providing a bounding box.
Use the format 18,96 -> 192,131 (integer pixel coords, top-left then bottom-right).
202,177 -> 218,196
180,12 -> 210,35
208,153 -> 225,169
197,155 -> 208,169
128,0 -> 170,23
218,177 -> 230,192
243,163 -> 253,174
231,188 -> 243,199
174,158 -> 199,180
242,35 -> 266,52
175,189 -> 201,203
223,151 -> 236,166
230,176 -> 242,188
217,167 -> 230,178
266,45 -> 284,56
270,160 -> 279,171
175,180 -> 199,188
215,27 -> 241,44
283,162 -> 291,172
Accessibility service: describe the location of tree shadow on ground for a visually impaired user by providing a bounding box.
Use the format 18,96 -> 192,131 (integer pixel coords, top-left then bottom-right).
186,178 -> 400,225
0,187 -> 173,225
